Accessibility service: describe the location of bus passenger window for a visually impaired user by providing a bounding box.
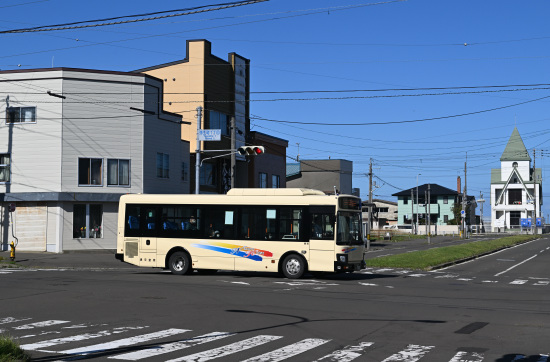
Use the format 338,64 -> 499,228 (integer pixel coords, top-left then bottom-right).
279,208 -> 302,241
125,205 -> 141,237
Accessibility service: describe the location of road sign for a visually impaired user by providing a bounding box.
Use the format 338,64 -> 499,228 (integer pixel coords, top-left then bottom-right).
198,129 -> 221,141
460,210 -> 465,218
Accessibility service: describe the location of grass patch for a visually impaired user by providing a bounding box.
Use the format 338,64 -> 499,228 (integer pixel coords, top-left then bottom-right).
366,235 -> 538,270
0,335 -> 31,362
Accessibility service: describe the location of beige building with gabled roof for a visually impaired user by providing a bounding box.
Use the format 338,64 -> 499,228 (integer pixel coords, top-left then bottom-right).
137,40 -> 251,193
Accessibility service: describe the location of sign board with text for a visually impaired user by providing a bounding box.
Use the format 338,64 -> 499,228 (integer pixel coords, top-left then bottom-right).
198,129 -> 221,141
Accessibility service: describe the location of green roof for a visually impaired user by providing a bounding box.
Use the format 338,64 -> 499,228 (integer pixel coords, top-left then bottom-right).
500,127 -> 531,161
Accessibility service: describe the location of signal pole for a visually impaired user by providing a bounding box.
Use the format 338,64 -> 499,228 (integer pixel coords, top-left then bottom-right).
195,107 -> 202,195
231,116 -> 236,189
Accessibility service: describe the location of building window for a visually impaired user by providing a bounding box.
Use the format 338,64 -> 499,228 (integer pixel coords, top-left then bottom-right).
156,153 -> 169,178
259,172 -> 267,188
182,162 -> 188,181
78,158 -> 103,186
443,196 -> 448,204
272,175 -> 280,188
6,107 -> 36,123
0,154 -> 10,183
444,215 -> 449,223
200,163 -> 216,186
209,111 -> 229,136
73,204 -> 103,238
403,197 -> 408,205
508,189 -> 522,205
107,159 -> 130,186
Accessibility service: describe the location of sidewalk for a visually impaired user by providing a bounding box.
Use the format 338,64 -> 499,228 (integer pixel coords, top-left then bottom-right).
0,250 -> 135,269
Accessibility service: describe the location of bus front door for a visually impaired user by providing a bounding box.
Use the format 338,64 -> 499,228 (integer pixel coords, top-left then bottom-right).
308,213 -> 335,272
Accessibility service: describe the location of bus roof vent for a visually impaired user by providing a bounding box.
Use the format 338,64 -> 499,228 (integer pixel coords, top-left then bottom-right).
226,188 -> 326,196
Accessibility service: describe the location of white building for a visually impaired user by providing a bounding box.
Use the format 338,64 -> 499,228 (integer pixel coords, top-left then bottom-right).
0,68 -> 190,252
491,128 -> 542,231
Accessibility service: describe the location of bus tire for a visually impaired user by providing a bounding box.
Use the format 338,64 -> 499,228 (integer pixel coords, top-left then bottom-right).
282,254 -> 306,279
168,251 -> 192,275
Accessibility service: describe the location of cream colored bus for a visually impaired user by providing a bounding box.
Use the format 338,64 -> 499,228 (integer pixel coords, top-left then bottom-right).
115,188 -> 366,279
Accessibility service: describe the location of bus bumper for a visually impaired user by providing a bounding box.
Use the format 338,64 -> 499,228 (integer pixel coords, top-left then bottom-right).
334,255 -> 365,272
115,253 -> 124,262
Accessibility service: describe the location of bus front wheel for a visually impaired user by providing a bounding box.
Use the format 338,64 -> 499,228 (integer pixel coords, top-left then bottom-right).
282,254 -> 306,279
168,251 -> 192,275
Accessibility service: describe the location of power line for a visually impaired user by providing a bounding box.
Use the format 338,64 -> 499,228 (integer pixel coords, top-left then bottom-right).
251,94 -> 550,126
0,0 -> 269,34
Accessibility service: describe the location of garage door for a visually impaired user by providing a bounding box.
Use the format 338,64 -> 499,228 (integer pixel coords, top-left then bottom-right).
14,202 -> 47,251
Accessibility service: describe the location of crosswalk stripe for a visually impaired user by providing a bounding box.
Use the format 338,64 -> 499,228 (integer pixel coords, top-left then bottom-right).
381,344 -> 434,362
0,317 -> 32,325
56,329 -> 189,355
312,341 -> 374,361
165,335 -> 282,362
21,327 -> 150,351
510,280 -> 528,285
14,320 -> 69,330
109,331 -> 232,361
449,351 -> 484,362
242,338 -> 330,362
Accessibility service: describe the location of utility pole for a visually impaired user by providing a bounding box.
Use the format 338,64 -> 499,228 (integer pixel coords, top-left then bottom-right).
427,184 -> 431,244
368,159 -> 373,240
462,157 -> 467,238
195,106 -> 202,195
479,191 -> 484,233
533,148 -> 537,234
411,189 -> 414,234
416,174 -> 421,235
230,116 -> 236,190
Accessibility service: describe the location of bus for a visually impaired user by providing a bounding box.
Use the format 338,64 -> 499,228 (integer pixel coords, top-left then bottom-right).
115,188 -> 366,279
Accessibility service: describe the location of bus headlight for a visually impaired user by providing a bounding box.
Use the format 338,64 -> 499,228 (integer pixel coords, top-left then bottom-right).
338,254 -> 347,263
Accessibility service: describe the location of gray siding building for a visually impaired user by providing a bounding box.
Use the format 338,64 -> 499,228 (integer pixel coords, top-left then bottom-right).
286,159 -> 353,195
1,68 -> 189,252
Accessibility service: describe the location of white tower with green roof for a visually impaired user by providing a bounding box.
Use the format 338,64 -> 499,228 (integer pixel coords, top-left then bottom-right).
490,127 -> 542,231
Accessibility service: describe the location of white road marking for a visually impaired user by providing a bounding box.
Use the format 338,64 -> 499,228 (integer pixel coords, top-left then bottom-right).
534,281 -> 550,286
481,280 -> 498,283
435,274 -> 458,279
242,338 -> 330,362
408,274 -> 427,278
510,280 -> 528,285
109,331 -> 231,361
166,335 -> 282,362
21,327 -> 150,351
359,283 -> 378,286
312,341 -> 374,361
449,351 -> 484,362
14,320 -> 69,330
0,317 -> 31,325
381,344 -> 434,362
56,328 -> 188,355
495,254 -> 540,276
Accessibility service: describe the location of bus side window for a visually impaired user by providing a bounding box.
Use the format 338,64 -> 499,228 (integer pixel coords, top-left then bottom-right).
279,208 -> 302,241
125,205 -> 141,237
311,214 -> 334,240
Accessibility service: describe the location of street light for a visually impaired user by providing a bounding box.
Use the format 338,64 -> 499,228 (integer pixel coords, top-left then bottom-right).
416,173 -> 421,235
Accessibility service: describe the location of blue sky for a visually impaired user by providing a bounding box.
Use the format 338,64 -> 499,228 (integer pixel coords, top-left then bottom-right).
2,0 -> 550,221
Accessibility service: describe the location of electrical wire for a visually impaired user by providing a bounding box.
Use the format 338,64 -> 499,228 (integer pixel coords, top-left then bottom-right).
251,94 -> 550,126
0,0 -> 269,34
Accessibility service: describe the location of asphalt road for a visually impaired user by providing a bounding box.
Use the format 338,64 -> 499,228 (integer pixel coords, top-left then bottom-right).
0,235 -> 549,362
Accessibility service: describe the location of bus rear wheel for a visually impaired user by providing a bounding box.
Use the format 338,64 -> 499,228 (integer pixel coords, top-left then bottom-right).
168,251 -> 192,275
282,254 -> 306,279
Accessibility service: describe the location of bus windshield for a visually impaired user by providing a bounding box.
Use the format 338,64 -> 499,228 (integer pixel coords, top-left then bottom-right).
336,211 -> 362,245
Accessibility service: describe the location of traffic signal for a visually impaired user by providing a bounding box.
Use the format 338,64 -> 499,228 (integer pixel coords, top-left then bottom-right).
237,146 -> 265,156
